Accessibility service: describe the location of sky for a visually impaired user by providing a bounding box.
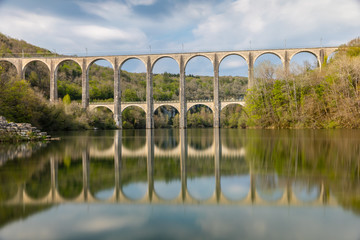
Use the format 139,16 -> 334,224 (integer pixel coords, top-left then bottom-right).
0,0 -> 359,75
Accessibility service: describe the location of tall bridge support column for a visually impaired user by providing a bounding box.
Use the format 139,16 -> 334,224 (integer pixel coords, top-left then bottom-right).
114,58 -> 122,128
284,51 -> 290,77
213,55 -> 220,128
248,52 -> 254,89
179,56 -> 187,129
16,59 -> 23,79
146,57 -> 154,129
82,58 -> 89,109
50,60 -> 58,102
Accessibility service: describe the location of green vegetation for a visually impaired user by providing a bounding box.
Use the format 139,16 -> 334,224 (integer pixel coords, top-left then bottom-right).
245,38 -> 360,129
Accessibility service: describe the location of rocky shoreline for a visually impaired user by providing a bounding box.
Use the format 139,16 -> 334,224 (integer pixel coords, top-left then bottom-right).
0,116 -> 52,142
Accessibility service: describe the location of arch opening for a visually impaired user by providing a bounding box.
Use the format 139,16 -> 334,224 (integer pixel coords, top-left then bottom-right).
89,157 -> 115,201
121,58 -> 146,103
24,60 -> 50,99
292,182 -> 321,202
185,56 -> 213,101
122,106 -> 146,129
122,129 -> 146,150
152,57 -> 179,101
121,156 -> 147,201
154,155 -> 181,200
0,60 -> 18,82
56,60 -> 82,102
187,154 -> 215,201
290,52 -> 319,75
254,53 -> 283,82
154,128 -> 180,150
154,105 -> 179,128
221,175 -> 250,201
256,174 -> 285,202
90,106 -> 116,130
25,161 -> 51,199
187,104 -> 213,128
88,59 -> 114,103
220,104 -> 245,128
187,128 -> 213,151
57,157 -> 83,200
219,54 -> 248,101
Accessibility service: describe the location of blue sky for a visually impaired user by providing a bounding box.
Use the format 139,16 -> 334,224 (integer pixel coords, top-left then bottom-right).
0,0 -> 359,75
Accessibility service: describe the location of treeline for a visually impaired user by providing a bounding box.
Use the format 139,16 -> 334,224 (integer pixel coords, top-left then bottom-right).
244,38 -> 360,129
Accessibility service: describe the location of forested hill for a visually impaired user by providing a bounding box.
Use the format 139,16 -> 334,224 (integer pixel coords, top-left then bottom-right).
0,32 -> 248,102
0,33 -> 56,57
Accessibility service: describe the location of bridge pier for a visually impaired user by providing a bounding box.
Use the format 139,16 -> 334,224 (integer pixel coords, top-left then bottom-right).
248,52 -> 254,89
114,58 -> 122,128
50,60 -> 58,102
213,55 -> 220,128
82,59 -> 89,109
179,56 -> 187,129
146,57 -> 154,129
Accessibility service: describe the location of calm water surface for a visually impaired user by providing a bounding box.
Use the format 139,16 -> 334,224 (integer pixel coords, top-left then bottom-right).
0,129 -> 360,240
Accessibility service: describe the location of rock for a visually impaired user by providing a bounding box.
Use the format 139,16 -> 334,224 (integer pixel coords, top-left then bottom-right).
0,116 -> 51,142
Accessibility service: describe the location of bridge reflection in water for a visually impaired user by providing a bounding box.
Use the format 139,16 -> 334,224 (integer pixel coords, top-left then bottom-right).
5,129 -> 337,207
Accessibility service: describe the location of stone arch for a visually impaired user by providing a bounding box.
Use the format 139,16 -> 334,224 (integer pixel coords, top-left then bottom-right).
121,105 -> 146,129
187,103 -> 214,113
22,59 -> 51,73
220,102 -> 244,111
289,50 -> 321,68
154,104 -> 180,113
154,105 -> 180,128
184,54 -> 213,70
91,105 -> 114,114
119,57 -> 147,71
55,58 -> 83,73
254,51 -> 284,67
151,56 -> 180,72
23,60 -> 51,99
0,60 -> 19,79
87,58 -> 115,74
122,104 -> 146,113
55,59 -> 83,101
219,53 -> 247,66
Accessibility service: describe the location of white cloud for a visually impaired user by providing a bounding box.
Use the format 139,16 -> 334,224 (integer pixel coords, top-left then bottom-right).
73,25 -> 146,42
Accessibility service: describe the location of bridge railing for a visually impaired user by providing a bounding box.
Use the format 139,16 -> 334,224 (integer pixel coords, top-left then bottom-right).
89,98 -> 245,105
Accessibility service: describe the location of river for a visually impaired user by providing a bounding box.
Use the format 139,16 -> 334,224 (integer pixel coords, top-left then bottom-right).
0,128 -> 360,240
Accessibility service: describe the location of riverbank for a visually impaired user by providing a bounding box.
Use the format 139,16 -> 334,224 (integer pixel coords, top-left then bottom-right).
0,116 -> 51,142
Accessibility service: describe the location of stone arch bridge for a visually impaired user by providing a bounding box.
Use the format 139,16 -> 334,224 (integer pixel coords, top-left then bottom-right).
0,47 -> 337,128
